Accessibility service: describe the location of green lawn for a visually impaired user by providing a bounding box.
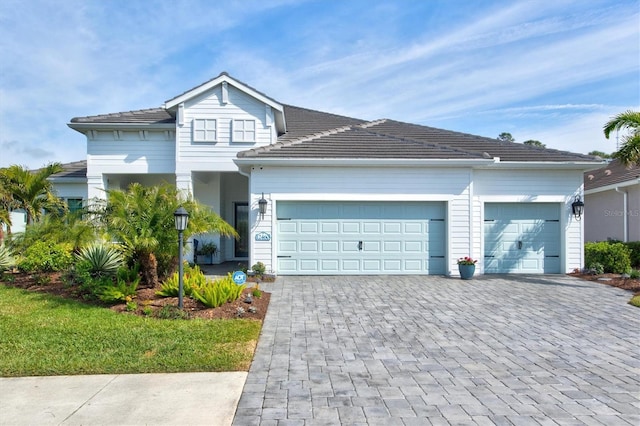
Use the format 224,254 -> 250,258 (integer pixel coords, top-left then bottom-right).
0,286 -> 261,377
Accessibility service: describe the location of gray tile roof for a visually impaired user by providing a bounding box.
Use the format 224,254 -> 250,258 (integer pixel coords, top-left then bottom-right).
68,75 -> 601,164
240,114 -> 601,162
48,160 -> 87,180
584,159 -> 640,190
70,108 -> 174,124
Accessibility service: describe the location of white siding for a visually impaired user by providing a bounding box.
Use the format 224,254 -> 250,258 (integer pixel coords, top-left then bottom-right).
53,183 -> 87,200
177,85 -> 275,172
87,130 -> 175,174
248,166 -> 472,275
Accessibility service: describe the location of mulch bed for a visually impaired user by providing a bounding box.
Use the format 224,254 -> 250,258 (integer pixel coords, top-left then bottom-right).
569,271 -> 640,294
1,271 -> 270,321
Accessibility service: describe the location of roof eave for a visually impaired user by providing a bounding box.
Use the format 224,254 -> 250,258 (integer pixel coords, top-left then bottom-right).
234,157 -> 497,167
482,161 -> 607,170
48,177 -> 87,183
68,122 -> 176,133
585,178 -> 640,195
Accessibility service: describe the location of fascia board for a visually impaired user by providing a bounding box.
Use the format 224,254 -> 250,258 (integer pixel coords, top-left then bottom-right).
584,178 -> 640,195
163,75 -> 284,114
482,161 -> 607,170
68,122 -> 176,132
234,158 -> 497,168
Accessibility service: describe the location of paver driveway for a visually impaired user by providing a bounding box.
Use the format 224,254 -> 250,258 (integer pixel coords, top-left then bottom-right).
233,275 -> 640,425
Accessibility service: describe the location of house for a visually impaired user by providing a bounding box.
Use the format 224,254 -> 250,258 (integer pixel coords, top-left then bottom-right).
52,72 -> 603,276
584,160 -> 640,242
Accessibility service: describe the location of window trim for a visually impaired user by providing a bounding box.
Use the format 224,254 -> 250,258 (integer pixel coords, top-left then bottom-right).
232,119 -> 256,143
192,118 -> 217,142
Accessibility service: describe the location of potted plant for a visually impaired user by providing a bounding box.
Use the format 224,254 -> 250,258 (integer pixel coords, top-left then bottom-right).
197,242 -> 218,264
457,256 -> 477,280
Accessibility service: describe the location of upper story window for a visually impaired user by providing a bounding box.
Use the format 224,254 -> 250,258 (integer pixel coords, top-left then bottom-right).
233,119 -> 256,143
193,119 -> 217,142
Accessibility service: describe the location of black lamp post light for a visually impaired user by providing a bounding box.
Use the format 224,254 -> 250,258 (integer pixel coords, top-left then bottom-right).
174,206 -> 189,309
571,196 -> 585,221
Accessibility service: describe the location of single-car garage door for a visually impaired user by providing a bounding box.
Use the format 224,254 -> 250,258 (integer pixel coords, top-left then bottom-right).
277,201 -> 446,275
484,203 -> 561,274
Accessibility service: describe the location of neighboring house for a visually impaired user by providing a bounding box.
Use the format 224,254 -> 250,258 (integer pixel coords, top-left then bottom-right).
51,72 -> 603,276
584,160 -> 640,242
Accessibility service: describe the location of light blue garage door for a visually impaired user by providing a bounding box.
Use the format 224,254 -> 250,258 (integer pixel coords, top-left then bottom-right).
484,203 -> 561,274
277,201 -> 446,275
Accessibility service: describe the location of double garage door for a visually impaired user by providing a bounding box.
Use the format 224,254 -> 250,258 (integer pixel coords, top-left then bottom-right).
277,201 -> 446,275
484,203 -> 561,274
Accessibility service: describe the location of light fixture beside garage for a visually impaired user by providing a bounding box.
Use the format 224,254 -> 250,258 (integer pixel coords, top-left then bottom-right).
258,193 -> 268,219
571,196 -> 585,220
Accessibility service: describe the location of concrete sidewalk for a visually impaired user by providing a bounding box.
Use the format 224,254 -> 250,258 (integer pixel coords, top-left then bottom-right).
0,372 -> 246,426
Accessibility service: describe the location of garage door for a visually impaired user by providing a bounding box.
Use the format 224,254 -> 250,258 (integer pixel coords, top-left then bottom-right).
277,201 -> 446,275
484,203 -> 561,273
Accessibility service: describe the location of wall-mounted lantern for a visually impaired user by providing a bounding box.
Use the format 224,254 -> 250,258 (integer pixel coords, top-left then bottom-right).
258,193 -> 268,219
571,196 -> 584,221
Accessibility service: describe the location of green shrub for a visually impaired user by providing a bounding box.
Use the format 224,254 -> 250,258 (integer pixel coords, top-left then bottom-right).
0,246 -> 14,272
17,241 -> 74,273
629,294 -> 640,308
585,242 -> 631,274
251,262 -> 266,276
624,241 -> 640,268
76,244 -> 123,278
98,267 -> 141,304
587,262 -> 604,275
629,269 -> 640,279
252,284 -> 262,299
192,274 -> 246,308
156,264 -> 206,298
155,305 -> 191,320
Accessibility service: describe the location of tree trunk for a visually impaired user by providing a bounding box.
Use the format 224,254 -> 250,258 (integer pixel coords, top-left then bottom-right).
139,251 -> 159,288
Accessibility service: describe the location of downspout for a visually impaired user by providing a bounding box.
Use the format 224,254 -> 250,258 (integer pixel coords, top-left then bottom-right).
615,187 -> 628,242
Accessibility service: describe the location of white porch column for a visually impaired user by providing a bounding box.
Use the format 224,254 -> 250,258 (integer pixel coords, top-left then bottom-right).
176,173 -> 193,199
87,175 -> 106,201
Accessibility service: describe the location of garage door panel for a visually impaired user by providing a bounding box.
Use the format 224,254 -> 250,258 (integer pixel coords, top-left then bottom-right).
342,259 -> 361,271
384,241 -> 402,252
383,222 -> 402,233
404,223 -> 423,233
342,222 -> 360,233
299,241 -> 318,252
321,259 -> 339,272
363,222 -> 381,233
277,201 -> 446,275
279,241 -> 297,252
299,222 -> 318,233
484,203 -> 561,274
321,241 -> 339,252
321,222 -> 339,233
404,241 -> 422,252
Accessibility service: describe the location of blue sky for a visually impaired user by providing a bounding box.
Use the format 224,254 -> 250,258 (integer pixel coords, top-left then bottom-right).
1,0 -> 638,169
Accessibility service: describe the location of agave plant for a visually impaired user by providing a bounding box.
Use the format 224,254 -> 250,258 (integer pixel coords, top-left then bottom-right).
77,244 -> 124,278
0,245 -> 14,272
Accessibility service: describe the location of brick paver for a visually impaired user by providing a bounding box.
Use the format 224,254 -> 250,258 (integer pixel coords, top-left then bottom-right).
233,275 -> 640,425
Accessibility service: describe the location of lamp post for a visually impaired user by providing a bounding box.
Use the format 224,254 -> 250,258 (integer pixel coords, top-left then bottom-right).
174,206 -> 189,309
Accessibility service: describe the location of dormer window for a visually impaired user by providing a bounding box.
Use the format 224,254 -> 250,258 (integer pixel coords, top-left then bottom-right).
233,119 -> 256,143
193,119 -> 216,142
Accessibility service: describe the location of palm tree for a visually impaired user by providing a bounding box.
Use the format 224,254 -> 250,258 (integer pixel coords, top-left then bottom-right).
97,183 -> 238,287
603,110 -> 640,166
0,163 -> 66,225
0,184 -> 13,245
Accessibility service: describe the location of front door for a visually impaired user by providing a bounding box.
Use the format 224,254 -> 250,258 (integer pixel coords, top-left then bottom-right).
235,203 -> 249,258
